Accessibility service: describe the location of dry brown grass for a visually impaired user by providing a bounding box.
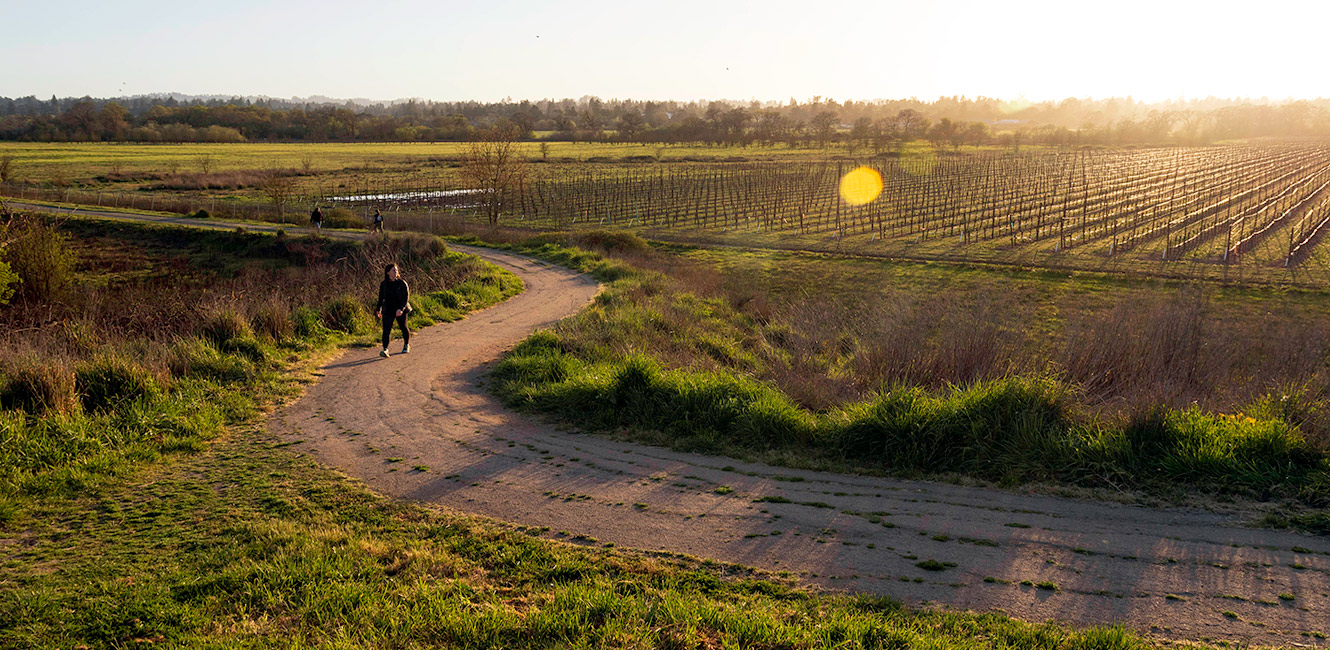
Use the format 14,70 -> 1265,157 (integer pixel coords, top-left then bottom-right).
552,241 -> 1330,449
0,225 -> 474,392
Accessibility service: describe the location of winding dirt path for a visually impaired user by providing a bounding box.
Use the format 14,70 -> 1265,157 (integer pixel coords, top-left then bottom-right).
13,201 -> 1329,647
268,246 -> 1329,648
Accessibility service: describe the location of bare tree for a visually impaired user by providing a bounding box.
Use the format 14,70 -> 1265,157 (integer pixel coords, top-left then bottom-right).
894,109 -> 930,148
460,125 -> 529,226
195,154 -> 215,174
258,169 -> 298,223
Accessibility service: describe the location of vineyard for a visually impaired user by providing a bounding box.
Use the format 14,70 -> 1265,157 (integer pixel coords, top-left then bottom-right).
310,141 -> 1330,280
8,140 -> 1330,284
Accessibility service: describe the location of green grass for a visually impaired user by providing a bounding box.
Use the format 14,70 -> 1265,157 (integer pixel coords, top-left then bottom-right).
2,415 -> 1181,649
480,235 -> 1330,512
914,559 -> 957,571
494,331 -> 1329,499
0,212 -> 1289,648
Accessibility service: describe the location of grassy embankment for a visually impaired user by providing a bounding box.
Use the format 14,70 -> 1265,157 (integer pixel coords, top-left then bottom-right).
0,215 -> 1186,648
0,215 -> 522,511
483,231 -> 1330,532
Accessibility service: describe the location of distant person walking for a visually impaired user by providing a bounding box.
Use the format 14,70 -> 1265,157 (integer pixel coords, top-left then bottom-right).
371,209 -> 384,233
310,205 -> 324,231
374,263 -> 411,357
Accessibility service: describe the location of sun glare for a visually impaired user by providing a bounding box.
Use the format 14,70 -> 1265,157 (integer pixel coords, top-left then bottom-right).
839,166 -> 883,206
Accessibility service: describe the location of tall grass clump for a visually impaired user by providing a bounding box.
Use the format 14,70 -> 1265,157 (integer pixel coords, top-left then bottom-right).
74,354 -> 160,413
1107,406 -> 1326,495
250,297 -> 293,343
833,377 -> 1074,481
489,235 -> 1330,503
0,355 -> 79,415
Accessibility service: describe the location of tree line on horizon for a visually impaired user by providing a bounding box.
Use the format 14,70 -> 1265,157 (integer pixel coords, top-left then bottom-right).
2,93 -> 1329,148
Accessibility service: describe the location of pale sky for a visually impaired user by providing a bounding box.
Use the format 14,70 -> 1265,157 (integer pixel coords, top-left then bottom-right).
4,0 -> 1328,104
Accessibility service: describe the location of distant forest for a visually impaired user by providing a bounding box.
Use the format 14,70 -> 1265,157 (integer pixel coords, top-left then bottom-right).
2,93 -> 1329,147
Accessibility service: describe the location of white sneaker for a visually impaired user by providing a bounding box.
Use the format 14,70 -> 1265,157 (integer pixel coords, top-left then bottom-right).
401,344 -> 410,354
379,348 -> 390,358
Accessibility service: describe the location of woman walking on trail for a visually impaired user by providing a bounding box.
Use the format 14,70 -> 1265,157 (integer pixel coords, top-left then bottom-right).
371,209 -> 384,233
375,263 -> 411,357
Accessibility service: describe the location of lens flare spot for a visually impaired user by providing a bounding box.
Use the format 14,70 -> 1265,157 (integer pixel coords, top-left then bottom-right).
839,166 -> 883,206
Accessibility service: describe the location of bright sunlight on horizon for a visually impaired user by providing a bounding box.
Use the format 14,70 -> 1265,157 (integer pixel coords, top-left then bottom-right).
4,0 -> 1329,103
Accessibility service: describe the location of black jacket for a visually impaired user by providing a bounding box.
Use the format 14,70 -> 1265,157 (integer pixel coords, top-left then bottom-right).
376,278 -> 410,314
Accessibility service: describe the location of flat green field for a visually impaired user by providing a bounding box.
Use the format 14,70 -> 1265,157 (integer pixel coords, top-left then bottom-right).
0,140 -> 909,184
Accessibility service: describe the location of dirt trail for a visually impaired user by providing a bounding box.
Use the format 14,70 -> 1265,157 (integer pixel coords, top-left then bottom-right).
267,247 -> 1329,648
12,201 -> 1329,647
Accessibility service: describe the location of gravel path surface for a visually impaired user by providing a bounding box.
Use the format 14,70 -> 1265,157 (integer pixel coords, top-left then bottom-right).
12,200 -> 1328,647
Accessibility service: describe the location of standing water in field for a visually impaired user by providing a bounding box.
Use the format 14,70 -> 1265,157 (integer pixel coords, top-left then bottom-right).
325,188 -> 481,207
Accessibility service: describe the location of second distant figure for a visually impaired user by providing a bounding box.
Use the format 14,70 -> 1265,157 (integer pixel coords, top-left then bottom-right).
371,209 -> 384,233
375,263 -> 411,357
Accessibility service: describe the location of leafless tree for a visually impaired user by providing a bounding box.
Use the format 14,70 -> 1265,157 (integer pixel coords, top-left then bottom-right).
195,154 -> 215,174
460,125 -> 529,226
258,169 -> 298,223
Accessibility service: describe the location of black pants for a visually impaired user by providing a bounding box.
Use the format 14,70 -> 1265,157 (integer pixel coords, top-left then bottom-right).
382,312 -> 410,349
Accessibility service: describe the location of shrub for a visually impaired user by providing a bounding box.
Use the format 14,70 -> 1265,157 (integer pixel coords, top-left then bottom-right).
322,207 -> 363,229
74,355 -> 159,412
292,306 -> 329,338
0,356 -> 79,415
190,209 -> 211,219
321,295 -> 371,334
4,216 -> 75,303
568,230 -> 650,254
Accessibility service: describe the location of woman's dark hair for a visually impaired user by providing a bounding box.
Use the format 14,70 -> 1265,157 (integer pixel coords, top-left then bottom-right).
383,263 -> 398,281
